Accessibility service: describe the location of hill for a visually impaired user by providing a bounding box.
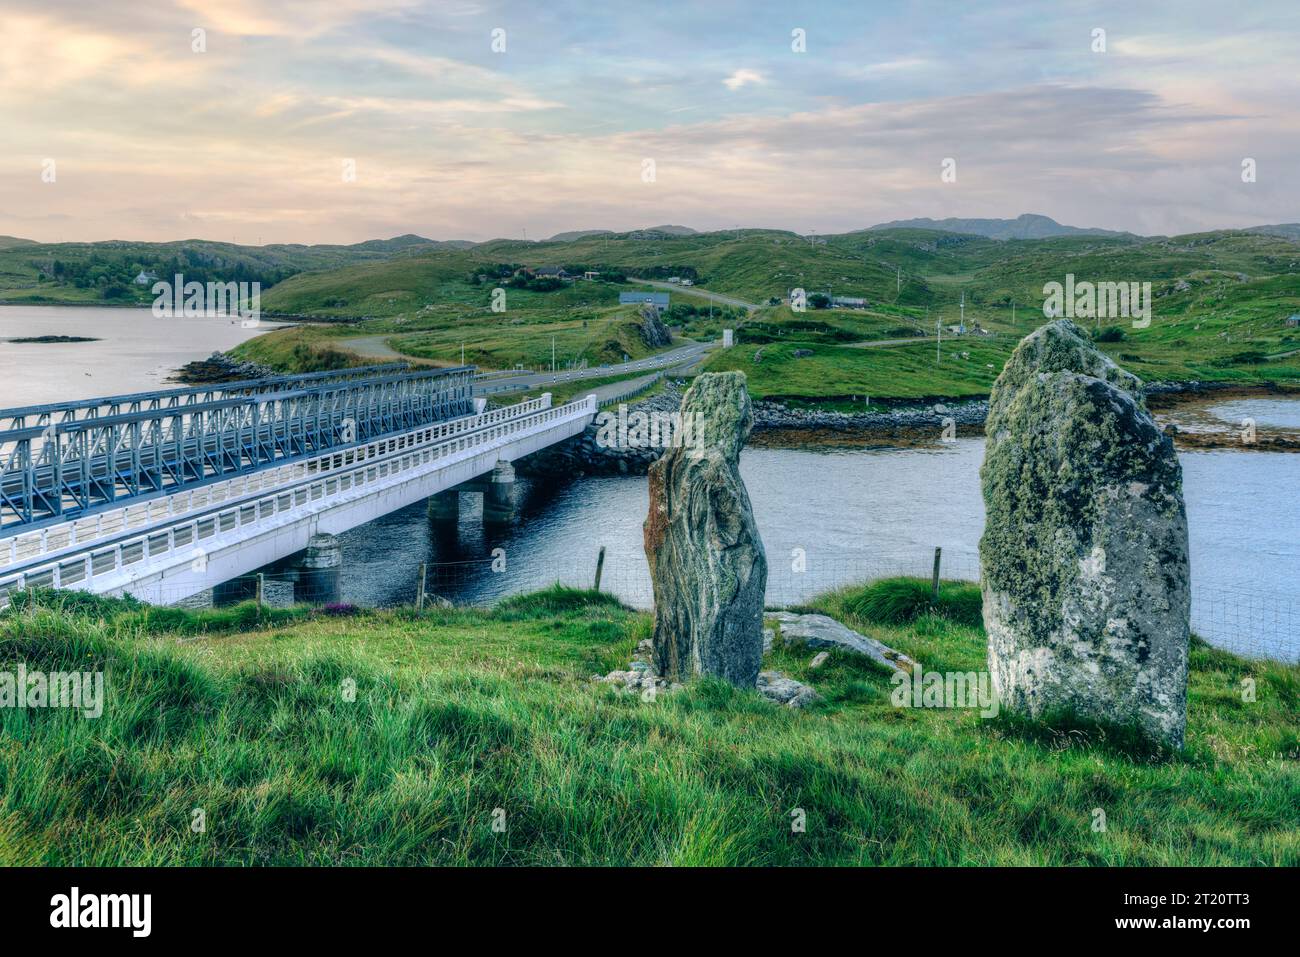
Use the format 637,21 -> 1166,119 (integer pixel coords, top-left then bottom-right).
867,213 -> 1130,240
0,235 -> 464,306
1244,224 -> 1300,242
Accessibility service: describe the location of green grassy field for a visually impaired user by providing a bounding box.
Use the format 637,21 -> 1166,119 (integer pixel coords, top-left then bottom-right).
2,585 -> 1295,866
9,225 -> 1300,404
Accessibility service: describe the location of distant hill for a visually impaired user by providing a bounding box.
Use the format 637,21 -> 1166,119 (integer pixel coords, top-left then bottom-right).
547,229 -> 616,243
0,236 -> 34,249
548,225 -> 698,242
640,225 -> 697,236
1242,224 -> 1300,242
867,214 -> 1130,241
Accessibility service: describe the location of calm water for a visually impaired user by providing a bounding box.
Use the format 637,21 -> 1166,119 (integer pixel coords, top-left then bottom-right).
1,306 -> 1295,657
333,439 -> 1298,659
0,305 -> 286,408
1205,398 -> 1300,431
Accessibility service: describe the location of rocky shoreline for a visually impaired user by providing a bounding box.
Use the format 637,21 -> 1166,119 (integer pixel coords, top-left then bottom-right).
519,382 -> 991,477
518,375 -> 1300,476
171,351 -> 279,385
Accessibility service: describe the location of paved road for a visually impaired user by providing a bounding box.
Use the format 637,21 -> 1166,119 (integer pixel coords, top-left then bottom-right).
338,334 -> 439,364
636,279 -> 763,312
474,341 -> 713,395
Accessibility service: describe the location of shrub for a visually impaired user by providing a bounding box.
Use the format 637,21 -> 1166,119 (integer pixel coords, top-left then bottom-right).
843,577 -> 982,627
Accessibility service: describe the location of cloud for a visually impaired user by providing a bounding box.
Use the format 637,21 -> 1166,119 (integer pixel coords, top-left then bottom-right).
722,69 -> 765,91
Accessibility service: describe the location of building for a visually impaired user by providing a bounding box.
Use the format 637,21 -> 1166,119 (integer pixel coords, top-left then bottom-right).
1286,314 -> 1300,327
831,296 -> 866,309
133,270 -> 158,285
619,291 -> 670,307
531,266 -> 572,281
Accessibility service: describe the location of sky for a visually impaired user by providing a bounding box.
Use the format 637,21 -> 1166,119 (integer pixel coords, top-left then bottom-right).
2,0 -> 1297,244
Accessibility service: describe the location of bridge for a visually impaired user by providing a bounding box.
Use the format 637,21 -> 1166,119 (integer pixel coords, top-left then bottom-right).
0,364 -> 597,606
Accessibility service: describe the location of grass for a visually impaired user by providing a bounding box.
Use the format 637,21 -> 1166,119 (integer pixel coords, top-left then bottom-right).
827,577 -> 983,628
1,583 -> 1295,866
700,336 -> 1013,402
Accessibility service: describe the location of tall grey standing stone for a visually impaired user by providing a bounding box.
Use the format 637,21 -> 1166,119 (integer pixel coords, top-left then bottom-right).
644,372 -> 767,686
980,320 -> 1190,748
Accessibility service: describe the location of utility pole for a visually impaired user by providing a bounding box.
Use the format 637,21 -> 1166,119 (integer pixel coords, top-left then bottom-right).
936,318 -> 942,364
959,291 -> 965,333
552,336 -> 556,373
897,266 -> 901,293
461,342 -> 465,365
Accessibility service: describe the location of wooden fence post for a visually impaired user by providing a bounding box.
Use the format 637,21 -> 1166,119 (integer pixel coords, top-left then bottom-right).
593,546 -> 606,592
931,547 -> 942,601
416,562 -> 427,611
256,573 -> 264,608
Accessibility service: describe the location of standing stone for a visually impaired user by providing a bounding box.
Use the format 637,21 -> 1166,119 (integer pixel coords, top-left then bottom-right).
644,372 -> 767,686
980,320 -> 1190,748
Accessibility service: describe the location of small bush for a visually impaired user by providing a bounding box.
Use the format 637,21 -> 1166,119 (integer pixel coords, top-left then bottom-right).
843,577 -> 982,627
494,585 -> 627,618
320,602 -> 360,617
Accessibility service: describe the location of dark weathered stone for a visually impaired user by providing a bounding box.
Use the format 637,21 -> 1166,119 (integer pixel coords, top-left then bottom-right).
644,371 -> 767,686
980,319 -> 1190,748
638,306 -> 672,348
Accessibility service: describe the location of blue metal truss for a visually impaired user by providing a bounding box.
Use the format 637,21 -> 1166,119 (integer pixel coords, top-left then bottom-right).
0,364 -> 474,533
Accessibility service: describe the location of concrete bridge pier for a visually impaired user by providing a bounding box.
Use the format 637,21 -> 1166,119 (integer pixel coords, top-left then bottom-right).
428,489 -> 460,524
293,533 -> 343,604
482,460 -> 517,525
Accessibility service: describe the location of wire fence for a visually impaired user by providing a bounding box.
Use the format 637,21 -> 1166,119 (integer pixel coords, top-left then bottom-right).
148,547 -> 1299,664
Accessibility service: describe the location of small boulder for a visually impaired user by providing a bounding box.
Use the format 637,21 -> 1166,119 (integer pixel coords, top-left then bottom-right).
765,611 -> 914,674
757,671 -> 820,708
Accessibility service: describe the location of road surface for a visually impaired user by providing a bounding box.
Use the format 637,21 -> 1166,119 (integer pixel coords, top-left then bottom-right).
635,279 -> 763,311
473,341 -> 713,395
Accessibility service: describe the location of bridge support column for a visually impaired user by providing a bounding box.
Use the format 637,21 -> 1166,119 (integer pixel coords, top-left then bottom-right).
428,490 -> 460,524
293,533 -> 342,604
483,460 -> 517,525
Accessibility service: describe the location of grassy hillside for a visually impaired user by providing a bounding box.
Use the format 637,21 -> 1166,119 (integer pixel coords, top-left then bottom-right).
26,223 -> 1293,403
1,585 -> 1295,866
0,236 -> 458,306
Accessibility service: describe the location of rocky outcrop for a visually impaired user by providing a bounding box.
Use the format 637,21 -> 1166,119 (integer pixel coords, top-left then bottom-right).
638,306 -> 672,348
172,351 -> 279,384
644,372 -> 768,686
765,611 -> 915,674
980,319 -> 1190,748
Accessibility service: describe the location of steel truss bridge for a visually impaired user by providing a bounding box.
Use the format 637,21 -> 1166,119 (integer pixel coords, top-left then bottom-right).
0,365 -> 596,605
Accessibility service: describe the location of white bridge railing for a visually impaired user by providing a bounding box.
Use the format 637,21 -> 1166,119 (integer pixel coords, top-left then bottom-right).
0,393 -> 595,603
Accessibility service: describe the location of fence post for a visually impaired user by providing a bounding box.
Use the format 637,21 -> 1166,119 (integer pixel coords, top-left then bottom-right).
256,573 -> 264,608
931,547 -> 942,601
593,546 -> 606,592
416,562 -> 427,611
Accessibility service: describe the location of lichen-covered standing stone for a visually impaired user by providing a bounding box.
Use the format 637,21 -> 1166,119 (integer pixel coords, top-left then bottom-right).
644,371 -> 767,686
980,320 -> 1190,748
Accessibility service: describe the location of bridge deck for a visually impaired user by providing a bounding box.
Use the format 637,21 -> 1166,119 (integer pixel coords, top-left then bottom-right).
0,392 -> 597,606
